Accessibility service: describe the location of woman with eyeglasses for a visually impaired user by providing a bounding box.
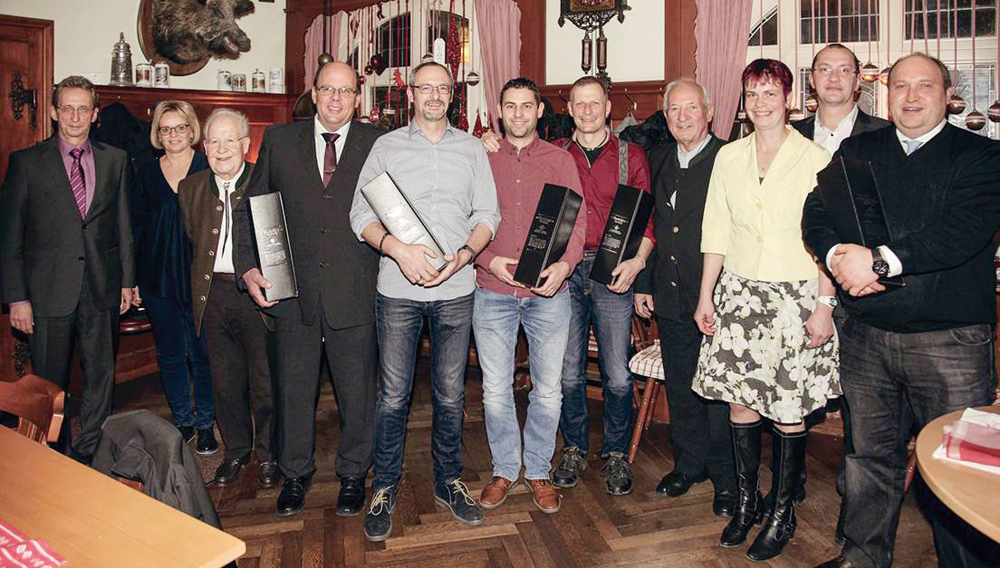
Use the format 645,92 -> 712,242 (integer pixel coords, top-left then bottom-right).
132,100 -> 217,455
691,59 -> 840,561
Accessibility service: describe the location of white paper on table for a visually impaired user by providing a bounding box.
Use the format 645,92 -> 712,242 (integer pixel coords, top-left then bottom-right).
931,407 -> 1000,475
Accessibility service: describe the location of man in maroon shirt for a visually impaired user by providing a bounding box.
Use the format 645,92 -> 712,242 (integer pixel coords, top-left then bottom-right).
551,76 -> 653,496
473,78 -> 586,514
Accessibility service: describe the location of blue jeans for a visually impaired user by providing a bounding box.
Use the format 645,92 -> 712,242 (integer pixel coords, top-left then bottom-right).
372,293 -> 474,491
839,317 -> 998,568
559,255 -> 635,456
143,293 -> 214,430
473,287 -> 569,481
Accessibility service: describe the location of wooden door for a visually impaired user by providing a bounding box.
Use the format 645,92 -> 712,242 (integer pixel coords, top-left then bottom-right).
0,15 -> 53,183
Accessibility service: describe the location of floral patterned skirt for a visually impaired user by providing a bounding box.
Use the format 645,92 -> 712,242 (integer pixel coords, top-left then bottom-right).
691,270 -> 841,424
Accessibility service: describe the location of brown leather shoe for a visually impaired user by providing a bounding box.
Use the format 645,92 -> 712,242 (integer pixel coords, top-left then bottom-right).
812,555 -> 857,568
526,478 -> 561,514
480,476 -> 517,509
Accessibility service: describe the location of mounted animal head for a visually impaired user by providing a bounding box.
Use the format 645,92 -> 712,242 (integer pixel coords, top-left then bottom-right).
152,0 -> 255,65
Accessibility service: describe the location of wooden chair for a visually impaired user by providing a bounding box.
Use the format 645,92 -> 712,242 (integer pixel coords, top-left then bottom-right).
626,315 -> 666,463
0,374 -> 65,445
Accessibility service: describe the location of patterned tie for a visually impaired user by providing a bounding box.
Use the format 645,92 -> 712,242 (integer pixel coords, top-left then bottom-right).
69,147 -> 87,217
904,139 -> 924,156
322,132 -> 339,186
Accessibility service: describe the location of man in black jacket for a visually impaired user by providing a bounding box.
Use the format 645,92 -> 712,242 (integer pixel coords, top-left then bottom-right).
634,78 -> 734,515
235,61 -> 383,518
794,42 -> 891,545
0,76 -> 135,462
804,53 -> 1000,568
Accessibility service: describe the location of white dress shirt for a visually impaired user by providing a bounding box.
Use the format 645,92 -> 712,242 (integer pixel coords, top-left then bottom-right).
812,104 -> 859,156
212,163 -> 245,274
314,115 -> 351,178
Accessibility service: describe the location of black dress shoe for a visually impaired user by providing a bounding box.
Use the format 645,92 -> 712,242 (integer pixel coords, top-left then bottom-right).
813,555 -> 857,568
258,460 -> 280,489
337,476 -> 367,517
214,456 -> 249,486
655,470 -> 707,497
712,488 -> 738,518
276,477 -> 311,517
196,428 -> 219,455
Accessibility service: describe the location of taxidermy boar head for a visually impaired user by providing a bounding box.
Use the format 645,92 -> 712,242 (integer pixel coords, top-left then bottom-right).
153,0 -> 255,64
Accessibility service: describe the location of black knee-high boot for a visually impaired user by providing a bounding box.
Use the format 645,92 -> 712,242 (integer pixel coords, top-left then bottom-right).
747,428 -> 807,561
720,420 -> 764,547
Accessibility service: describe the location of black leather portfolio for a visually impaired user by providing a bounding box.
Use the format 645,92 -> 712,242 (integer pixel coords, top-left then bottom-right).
816,156 -> 904,286
513,183 -> 583,288
360,172 -> 448,271
248,192 -> 299,301
590,184 -> 654,286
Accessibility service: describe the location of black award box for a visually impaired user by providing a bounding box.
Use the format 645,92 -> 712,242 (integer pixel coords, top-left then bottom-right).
248,192 -> 299,301
512,184 -> 583,288
816,156 -> 904,286
590,184 -> 654,286
361,172 -> 448,271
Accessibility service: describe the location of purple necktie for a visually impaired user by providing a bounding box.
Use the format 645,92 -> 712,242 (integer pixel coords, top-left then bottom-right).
322,132 -> 339,186
69,147 -> 87,217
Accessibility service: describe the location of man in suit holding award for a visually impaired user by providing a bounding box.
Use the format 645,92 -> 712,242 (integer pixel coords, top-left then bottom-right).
474,77 -> 586,514
235,61 -> 383,518
804,53 -> 1000,568
0,75 -> 135,462
633,78 -> 735,514
350,61 -> 500,542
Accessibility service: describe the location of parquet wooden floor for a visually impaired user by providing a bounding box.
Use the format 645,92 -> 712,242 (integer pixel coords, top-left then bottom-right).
112,360 -> 940,568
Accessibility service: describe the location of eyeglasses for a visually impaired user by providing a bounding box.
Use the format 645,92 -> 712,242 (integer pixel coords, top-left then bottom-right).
158,124 -> 190,136
205,136 -> 248,150
412,83 -> 453,95
813,66 -> 857,77
57,105 -> 94,115
316,86 -> 357,97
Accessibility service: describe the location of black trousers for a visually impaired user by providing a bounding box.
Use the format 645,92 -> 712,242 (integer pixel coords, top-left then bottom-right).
657,316 -> 734,489
839,316 -> 999,568
30,276 -> 117,460
201,275 -> 276,462
273,304 -> 378,480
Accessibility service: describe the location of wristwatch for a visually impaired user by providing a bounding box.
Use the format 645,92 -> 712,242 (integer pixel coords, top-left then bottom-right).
871,247 -> 890,278
817,295 -> 838,308
458,244 -> 478,264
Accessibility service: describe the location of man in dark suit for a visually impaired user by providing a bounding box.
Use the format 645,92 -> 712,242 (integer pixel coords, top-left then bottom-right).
793,43 -> 890,152
794,42 -> 891,546
234,61 -> 383,518
804,53 -> 1000,568
0,75 -> 135,462
633,78 -> 734,515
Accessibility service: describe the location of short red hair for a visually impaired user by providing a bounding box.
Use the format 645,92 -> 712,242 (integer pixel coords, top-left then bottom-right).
742,58 -> 793,97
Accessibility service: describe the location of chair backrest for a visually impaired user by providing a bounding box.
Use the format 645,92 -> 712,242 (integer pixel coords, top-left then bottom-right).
631,315 -> 659,352
0,374 -> 65,445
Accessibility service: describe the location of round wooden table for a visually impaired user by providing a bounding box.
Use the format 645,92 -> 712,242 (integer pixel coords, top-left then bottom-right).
915,405 -> 1000,543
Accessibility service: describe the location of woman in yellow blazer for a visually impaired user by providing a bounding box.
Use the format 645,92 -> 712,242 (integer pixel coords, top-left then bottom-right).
691,59 -> 840,562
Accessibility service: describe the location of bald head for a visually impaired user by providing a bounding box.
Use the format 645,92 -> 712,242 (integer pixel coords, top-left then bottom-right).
312,61 -> 361,131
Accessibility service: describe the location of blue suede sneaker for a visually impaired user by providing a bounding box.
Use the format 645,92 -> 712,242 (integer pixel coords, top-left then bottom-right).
363,485 -> 397,542
434,479 -> 484,525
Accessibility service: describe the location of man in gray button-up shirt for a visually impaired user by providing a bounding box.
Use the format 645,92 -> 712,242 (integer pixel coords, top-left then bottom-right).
349,61 -> 500,542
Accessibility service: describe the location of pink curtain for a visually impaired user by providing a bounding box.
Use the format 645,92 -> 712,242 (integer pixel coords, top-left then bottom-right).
694,0 -> 754,140
303,11 -> 346,92
474,0 -> 521,132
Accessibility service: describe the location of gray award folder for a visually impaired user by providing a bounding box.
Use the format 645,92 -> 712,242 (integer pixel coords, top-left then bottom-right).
816,156 -> 904,286
360,172 -> 448,271
248,192 -> 299,301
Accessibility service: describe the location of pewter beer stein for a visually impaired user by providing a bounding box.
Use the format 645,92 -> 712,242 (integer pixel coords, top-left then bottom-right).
109,32 -> 134,86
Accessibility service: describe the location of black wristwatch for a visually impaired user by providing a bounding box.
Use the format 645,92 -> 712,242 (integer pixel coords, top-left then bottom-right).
871,247 -> 890,278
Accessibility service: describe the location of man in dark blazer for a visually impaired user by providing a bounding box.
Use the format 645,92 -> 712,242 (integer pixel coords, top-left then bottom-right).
0,75 -> 134,462
793,43 -> 890,152
234,61 -> 383,518
804,53 -> 1000,568
794,42 -> 891,546
633,78 -> 734,515
179,108 -> 276,490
